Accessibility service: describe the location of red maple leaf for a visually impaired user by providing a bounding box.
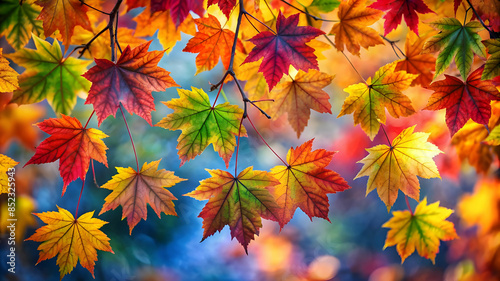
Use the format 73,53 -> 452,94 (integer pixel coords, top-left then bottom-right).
369,0 -> 434,35
207,0 -> 236,18
425,66 -> 500,136
25,115 -> 108,195
82,41 -> 179,126
150,0 -> 204,27
243,11 -> 324,90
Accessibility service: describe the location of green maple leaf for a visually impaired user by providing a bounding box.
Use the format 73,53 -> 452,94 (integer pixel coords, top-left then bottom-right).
0,0 -> 43,50
156,87 -> 247,167
483,39 -> 500,80
423,17 -> 486,80
5,35 -> 91,115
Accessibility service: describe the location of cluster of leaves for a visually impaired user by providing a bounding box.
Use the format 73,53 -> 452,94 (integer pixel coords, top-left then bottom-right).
1,0 -> 500,279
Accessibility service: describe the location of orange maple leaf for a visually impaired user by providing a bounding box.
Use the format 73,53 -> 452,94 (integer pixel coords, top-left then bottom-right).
183,14 -> 244,74
25,114 -> 108,195
269,69 -> 333,138
329,0 -> 385,56
99,159 -> 185,234
395,32 -> 436,87
26,206 -> 114,280
35,0 -> 92,48
270,139 -> 350,226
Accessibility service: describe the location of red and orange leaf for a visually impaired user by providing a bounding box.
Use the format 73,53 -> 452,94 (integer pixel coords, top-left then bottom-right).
243,11 -> 324,90
370,0 -> 434,35
425,66 -> 500,136
26,206 -> 113,280
270,139 -> 350,227
0,154 -> 18,194
35,0 -> 92,48
82,41 -> 179,126
268,69 -> 333,138
185,167 -> 282,253
99,159 -> 185,234
329,0 -> 384,56
24,115 -> 108,195
383,198 -> 458,263
183,14 -> 244,74
208,0 -> 236,18
395,32 -> 436,87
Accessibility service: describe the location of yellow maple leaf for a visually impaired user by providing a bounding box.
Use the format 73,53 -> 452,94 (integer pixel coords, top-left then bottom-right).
0,48 -> 18,93
338,61 -> 417,140
329,0 -> 384,56
355,125 -> 442,210
0,154 -> 18,194
99,159 -> 185,234
383,198 -> 458,263
26,206 -> 114,280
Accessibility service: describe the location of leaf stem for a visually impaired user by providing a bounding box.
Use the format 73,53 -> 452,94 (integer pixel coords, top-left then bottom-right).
246,115 -> 287,166
380,124 -> 391,146
84,110 -> 95,129
75,177 -> 85,218
405,195 -> 414,216
279,0 -> 339,22
243,11 -> 277,34
212,80 -> 225,107
323,34 -> 367,83
119,104 -> 140,172
234,117 -> 244,177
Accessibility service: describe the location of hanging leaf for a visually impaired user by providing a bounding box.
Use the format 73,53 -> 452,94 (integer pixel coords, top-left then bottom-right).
355,126 -> 442,210
383,198 -> 458,263
395,32 -> 436,87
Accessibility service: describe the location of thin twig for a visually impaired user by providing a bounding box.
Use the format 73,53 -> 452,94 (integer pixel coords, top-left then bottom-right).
379,34 -> 406,59
279,0 -> 339,22
243,11 -> 276,34
466,0 -> 500,38
79,0 -> 110,15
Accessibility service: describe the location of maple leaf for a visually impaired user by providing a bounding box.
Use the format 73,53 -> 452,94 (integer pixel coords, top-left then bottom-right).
0,0 -> 43,50
0,154 -> 18,194
134,7 -> 196,52
150,0 -> 204,27
208,0 -> 236,18
99,159 -> 185,234
5,35 -> 91,115
82,41 -> 179,126
395,32 -> 436,87
156,87 -> 247,167
268,69 -> 333,138
26,206 -> 114,280
470,0 -> 500,32
270,139 -> 350,226
25,114 -> 108,195
338,61 -> 418,140
0,48 -> 18,93
483,39 -> 500,80
355,125 -> 442,210
183,14 -> 244,74
329,0 -> 384,56
369,0 -> 434,36
243,11 -> 324,90
35,0 -> 92,48
423,17 -> 486,80
424,66 -> 500,136
185,167 -> 282,252
383,198 -> 458,263
72,22 -> 147,60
